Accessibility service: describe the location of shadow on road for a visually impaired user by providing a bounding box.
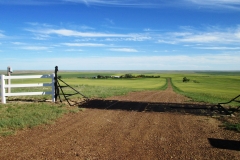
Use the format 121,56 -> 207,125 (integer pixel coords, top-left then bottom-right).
208,138 -> 240,151
80,99 -> 221,116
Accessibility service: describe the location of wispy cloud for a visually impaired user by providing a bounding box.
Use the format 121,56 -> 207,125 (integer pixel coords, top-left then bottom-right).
12,42 -> 26,45
157,26 -> 240,45
195,46 -> 240,50
65,49 -> 83,52
0,0 -> 61,5
61,0 -> 210,9
64,0 -> 240,10
62,43 -> 106,47
186,0 -> 240,10
105,36 -> 151,42
27,28 -> 132,38
0,31 -> 6,38
1,0 -> 240,10
21,46 -> 50,50
109,48 -> 138,52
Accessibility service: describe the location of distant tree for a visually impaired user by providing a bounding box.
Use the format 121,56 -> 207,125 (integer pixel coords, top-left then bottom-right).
137,74 -> 145,78
125,74 -> 133,78
183,77 -> 190,82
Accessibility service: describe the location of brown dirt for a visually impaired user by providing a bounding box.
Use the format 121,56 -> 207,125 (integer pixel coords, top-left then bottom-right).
0,80 -> 239,160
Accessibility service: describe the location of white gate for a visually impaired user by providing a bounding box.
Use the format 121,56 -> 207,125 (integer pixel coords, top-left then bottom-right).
0,74 -> 55,104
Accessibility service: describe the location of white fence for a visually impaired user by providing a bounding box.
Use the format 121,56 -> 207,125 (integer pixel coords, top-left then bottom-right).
0,74 -> 55,104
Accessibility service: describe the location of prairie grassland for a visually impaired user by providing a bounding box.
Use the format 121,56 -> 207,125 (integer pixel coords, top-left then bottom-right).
8,71 -> 165,99
4,71 -> 240,102
57,76 -> 166,98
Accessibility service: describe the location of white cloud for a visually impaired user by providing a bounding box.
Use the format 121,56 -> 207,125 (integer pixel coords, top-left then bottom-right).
109,48 -> 138,52
1,0 -> 240,10
32,34 -> 51,40
21,46 -> 50,50
0,0 -> 60,5
75,38 -> 97,42
125,36 -> 152,41
184,0 -> 240,10
157,40 -> 177,44
187,0 -> 240,6
104,36 -> 151,42
63,0 -> 240,10
180,34 -> 220,43
62,43 -> 106,47
195,46 -> 240,50
0,32 -> 5,38
158,27 -> 240,45
27,28 -> 132,38
12,42 -> 26,45
235,31 -> 240,38
65,49 -> 83,52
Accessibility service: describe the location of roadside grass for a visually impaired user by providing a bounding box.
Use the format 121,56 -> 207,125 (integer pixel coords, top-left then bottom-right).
223,123 -> 240,132
0,103 -> 68,136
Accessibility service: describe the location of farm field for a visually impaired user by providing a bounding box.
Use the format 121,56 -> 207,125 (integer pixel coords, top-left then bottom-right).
0,70 -> 240,159
168,71 -> 240,105
3,70 -> 240,103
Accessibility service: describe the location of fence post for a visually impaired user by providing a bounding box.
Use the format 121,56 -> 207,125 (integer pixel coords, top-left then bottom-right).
54,66 -> 58,101
51,73 -> 55,102
1,75 -> 6,104
7,66 -> 11,93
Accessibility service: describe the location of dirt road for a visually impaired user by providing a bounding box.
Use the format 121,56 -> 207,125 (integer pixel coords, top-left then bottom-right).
0,80 -> 239,159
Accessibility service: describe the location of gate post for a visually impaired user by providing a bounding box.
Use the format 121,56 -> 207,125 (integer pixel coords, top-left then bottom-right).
51,73 -> 55,102
1,75 -> 6,104
54,66 -> 58,102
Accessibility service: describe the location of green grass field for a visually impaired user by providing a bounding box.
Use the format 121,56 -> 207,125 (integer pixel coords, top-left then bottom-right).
165,71 -> 240,105
2,70 -> 240,104
7,71 -> 166,99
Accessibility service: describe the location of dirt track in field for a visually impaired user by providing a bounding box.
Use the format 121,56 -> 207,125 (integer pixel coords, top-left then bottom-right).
0,79 -> 240,159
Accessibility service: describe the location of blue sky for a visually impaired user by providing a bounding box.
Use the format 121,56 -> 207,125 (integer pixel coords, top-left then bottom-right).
0,0 -> 240,70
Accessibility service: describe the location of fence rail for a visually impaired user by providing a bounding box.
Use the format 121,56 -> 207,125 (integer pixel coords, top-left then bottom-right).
0,74 -> 55,104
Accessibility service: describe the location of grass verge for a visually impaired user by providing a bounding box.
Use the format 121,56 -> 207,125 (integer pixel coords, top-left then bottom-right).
224,123 -> 240,132
0,103 -> 68,136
